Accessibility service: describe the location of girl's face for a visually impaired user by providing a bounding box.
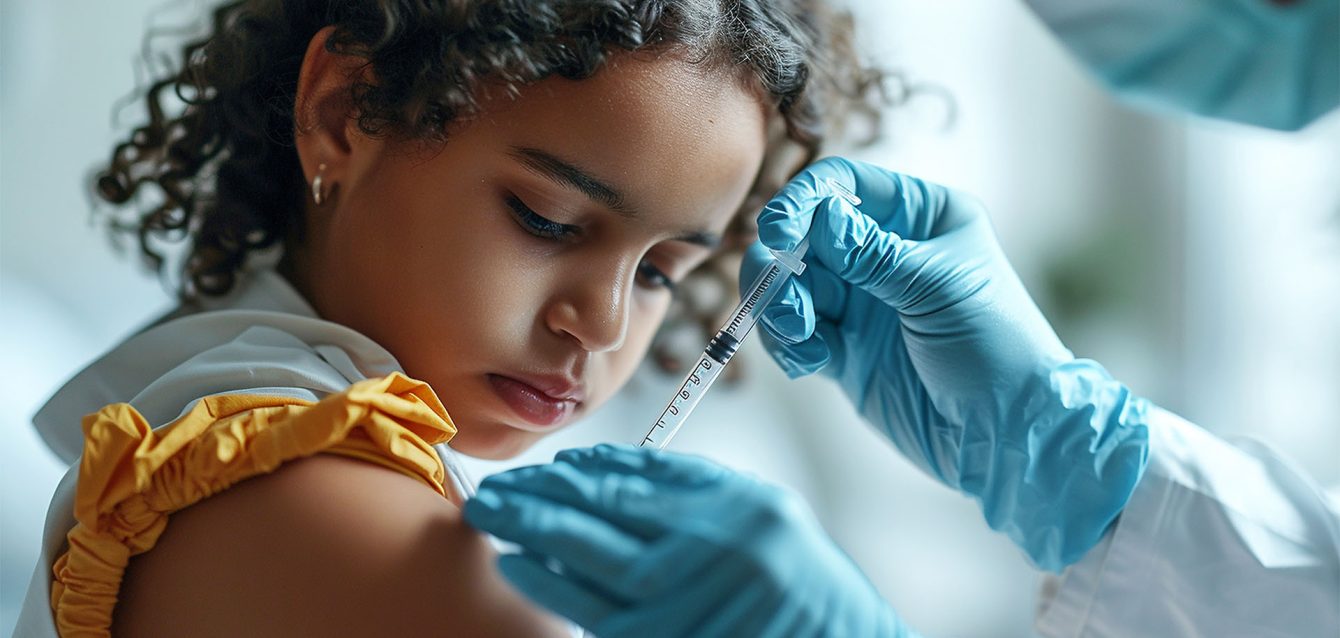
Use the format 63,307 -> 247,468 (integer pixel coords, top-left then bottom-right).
292,41 -> 769,459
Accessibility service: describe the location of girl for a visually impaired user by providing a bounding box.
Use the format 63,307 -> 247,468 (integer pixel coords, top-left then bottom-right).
15,1 -> 887,635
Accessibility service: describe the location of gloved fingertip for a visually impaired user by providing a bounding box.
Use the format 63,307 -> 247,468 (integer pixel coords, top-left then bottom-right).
829,191 -> 859,211
462,490 -> 506,528
775,311 -> 810,340
762,311 -> 809,345
554,446 -> 596,465
757,205 -> 802,253
476,474 -> 511,492
478,464 -> 535,490
824,194 -> 904,245
576,442 -> 654,474
590,442 -> 643,460
595,442 -> 640,453
474,488 -> 504,509
821,196 -> 861,249
495,553 -> 546,591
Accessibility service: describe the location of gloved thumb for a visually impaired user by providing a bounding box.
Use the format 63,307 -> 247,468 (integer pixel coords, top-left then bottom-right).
806,195 -> 915,309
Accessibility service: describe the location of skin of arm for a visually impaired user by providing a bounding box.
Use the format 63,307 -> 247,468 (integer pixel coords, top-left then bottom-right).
112,453 -> 570,637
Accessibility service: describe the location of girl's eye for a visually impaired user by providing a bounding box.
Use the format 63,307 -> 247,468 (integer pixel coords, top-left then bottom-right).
505,194 -> 676,292
637,260 -> 677,292
505,195 -> 578,240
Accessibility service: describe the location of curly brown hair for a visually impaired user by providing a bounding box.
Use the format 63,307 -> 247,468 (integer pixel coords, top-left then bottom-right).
98,0 -> 904,374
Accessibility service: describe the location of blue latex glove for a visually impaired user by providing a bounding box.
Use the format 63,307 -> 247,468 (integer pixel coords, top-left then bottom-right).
463,444 -> 917,638
745,157 -> 1150,570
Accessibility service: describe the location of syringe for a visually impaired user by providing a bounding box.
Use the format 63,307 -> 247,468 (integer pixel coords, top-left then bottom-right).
638,179 -> 860,449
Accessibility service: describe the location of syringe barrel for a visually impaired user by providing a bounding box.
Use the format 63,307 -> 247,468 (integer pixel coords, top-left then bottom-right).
639,353 -> 726,448
638,241 -> 808,449
720,262 -> 796,342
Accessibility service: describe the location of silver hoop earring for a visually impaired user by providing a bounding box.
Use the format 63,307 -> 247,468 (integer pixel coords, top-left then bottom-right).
312,163 -> 328,205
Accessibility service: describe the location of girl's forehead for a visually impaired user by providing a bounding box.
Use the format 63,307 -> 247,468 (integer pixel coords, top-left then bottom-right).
480,53 -> 767,139
470,54 -> 770,229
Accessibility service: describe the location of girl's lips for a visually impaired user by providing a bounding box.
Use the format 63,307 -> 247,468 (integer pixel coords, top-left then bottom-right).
486,374 -> 578,428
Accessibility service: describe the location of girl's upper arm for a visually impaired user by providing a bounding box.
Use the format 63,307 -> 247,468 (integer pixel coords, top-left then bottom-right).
112,453 -> 571,637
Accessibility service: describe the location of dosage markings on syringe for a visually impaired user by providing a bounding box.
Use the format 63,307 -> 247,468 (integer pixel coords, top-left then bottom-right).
728,265 -> 781,335
647,358 -> 713,441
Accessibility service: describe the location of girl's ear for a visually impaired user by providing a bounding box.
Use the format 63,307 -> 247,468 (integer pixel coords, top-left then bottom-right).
293,26 -> 367,206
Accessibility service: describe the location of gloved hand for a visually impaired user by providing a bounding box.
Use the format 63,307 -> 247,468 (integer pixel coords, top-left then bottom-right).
463,444 -> 917,638
744,156 -> 1150,570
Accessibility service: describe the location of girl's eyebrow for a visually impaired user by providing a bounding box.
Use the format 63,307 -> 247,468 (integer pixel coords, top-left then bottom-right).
509,145 -> 635,216
507,145 -> 721,248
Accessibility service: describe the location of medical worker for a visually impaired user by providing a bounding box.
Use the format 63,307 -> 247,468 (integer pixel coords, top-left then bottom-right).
463,1 -> 1340,636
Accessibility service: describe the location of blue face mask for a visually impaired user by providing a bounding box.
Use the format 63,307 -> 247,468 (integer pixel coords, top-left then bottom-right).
1024,0 -> 1339,131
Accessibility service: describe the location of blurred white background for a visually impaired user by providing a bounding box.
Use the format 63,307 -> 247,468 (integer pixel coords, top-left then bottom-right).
3,1 -> 1338,636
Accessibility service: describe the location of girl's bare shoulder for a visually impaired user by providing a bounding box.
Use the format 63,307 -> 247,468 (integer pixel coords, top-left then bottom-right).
114,453 -> 570,637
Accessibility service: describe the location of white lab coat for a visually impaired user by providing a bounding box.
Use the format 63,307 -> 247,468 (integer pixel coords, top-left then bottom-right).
1034,407 -> 1340,637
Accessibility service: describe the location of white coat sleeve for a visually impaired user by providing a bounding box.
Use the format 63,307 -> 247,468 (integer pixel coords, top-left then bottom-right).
1035,407 -> 1340,638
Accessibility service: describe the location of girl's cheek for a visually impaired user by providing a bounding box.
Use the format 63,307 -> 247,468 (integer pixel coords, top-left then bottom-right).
622,304 -> 669,363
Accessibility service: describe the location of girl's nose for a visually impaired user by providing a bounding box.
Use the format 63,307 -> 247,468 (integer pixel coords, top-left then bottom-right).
544,260 -> 634,353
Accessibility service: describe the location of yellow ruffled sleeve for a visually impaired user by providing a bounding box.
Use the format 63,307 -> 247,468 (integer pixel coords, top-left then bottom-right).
49,372 -> 456,637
